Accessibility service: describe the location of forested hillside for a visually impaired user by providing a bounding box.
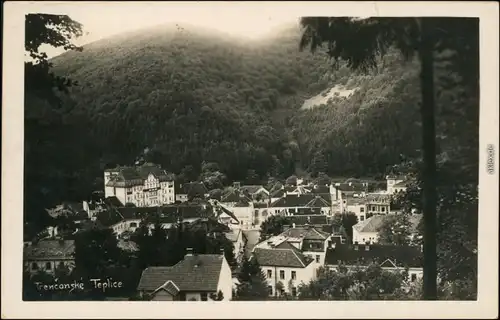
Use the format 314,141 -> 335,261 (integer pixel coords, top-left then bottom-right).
25,22 -> 478,225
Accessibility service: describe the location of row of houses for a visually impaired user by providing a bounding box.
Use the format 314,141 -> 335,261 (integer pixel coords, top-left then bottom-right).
24,210 -> 422,301
100,163 -> 413,222
250,223 -> 423,298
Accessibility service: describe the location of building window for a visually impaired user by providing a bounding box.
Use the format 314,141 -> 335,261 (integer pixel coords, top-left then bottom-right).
411,273 -> 417,282
291,271 -> 296,280
58,261 -> 65,268
382,207 -> 386,212
279,270 -> 285,280
267,270 -> 272,278
31,262 -> 38,270
360,207 -> 364,212
179,293 -> 187,301
130,222 -> 137,228
315,255 -> 320,263
45,262 -> 52,270
371,206 -> 375,211
291,287 -> 297,297
201,293 -> 208,301
360,216 -> 365,221
267,286 -> 273,296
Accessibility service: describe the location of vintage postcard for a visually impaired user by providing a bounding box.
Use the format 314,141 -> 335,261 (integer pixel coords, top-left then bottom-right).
2,1 -> 499,318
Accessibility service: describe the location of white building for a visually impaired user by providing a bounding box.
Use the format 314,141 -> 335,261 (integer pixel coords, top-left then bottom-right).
352,215 -> 386,244
254,225 -> 333,267
104,163 -> 175,207
386,175 -> 408,195
341,194 -> 391,222
219,190 -> 255,229
352,213 -> 423,245
252,244 -> 317,298
137,249 -> 233,301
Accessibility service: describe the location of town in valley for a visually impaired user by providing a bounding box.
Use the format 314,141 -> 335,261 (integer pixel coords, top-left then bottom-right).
22,12 -> 479,302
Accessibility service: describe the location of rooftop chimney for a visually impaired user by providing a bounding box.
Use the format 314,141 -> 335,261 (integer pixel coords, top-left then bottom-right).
186,247 -> 193,257
292,223 -> 296,228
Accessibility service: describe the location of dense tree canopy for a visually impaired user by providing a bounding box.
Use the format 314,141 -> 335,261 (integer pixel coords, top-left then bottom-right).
24,16 -> 479,301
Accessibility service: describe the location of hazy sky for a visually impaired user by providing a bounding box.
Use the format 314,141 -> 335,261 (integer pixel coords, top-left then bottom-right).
33,2 -> 310,58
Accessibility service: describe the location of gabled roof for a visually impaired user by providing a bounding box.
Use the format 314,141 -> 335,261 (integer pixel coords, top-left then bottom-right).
353,215 -> 386,233
104,196 -> 123,208
253,247 -> 314,268
221,189 -> 252,203
214,202 -> 239,223
270,188 -> 285,198
306,195 -> 331,208
279,226 -> 330,241
353,214 -> 422,234
177,182 -> 209,198
270,194 -> 331,208
311,185 -> 330,194
24,240 -> 75,261
154,280 -> 180,296
96,210 -> 124,227
137,254 -> 224,292
240,185 -> 267,195
324,244 -> 423,268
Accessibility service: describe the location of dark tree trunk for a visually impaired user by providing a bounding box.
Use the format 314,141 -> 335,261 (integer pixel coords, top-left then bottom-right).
417,18 -> 438,300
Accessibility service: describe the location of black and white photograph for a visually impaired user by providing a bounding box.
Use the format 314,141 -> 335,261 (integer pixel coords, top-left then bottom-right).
2,1 -> 499,318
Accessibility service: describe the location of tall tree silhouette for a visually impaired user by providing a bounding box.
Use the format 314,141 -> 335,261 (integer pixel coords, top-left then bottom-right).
299,17 -> 479,300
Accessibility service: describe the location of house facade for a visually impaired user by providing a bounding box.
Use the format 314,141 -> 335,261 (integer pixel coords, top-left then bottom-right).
104,163 -> 175,207
365,194 -> 391,217
24,240 -> 76,275
352,215 -> 386,244
252,244 -> 316,297
137,249 -> 232,301
386,175 -> 407,195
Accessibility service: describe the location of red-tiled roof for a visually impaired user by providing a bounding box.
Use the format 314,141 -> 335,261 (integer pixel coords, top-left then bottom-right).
137,254 -> 224,292
221,189 -> 252,203
253,247 -> 313,268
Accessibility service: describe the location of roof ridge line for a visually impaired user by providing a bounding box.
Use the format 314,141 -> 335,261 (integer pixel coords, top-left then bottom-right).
290,248 -> 306,267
